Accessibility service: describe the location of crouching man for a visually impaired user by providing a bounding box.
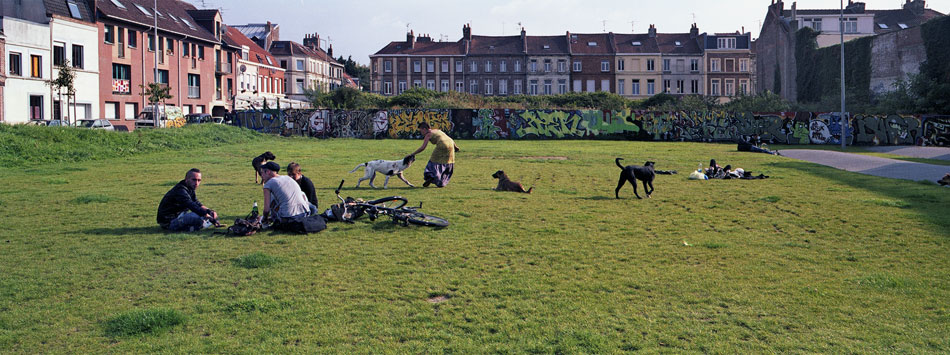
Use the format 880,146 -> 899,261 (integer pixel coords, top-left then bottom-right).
259,162 -> 312,223
157,168 -> 219,231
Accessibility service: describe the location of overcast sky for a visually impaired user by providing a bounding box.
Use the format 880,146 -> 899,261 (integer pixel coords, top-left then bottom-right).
187,0 -> 950,65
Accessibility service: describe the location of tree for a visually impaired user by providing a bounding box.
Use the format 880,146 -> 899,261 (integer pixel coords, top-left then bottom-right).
47,60 -> 76,124
140,82 -> 173,124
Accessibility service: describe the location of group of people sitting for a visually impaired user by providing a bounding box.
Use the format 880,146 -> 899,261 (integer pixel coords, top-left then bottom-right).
156,157 -> 320,232
703,159 -> 770,180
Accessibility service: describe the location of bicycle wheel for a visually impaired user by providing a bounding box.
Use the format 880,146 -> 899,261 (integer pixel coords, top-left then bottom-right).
405,211 -> 449,228
367,196 -> 408,209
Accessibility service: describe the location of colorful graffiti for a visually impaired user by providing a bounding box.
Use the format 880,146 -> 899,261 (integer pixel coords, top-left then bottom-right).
229,109 -> 950,146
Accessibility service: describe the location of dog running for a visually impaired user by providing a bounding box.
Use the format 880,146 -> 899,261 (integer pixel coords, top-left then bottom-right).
251,151 -> 276,184
492,170 -> 533,193
349,155 -> 416,189
614,158 -> 676,199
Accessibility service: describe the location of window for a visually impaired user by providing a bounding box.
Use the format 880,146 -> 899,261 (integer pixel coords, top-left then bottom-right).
632,80 -> 640,95
441,61 -> 448,72
198,45 -> 204,59
124,103 -> 136,120
384,60 -> 392,72
166,38 -> 174,54
558,60 -> 566,72
147,33 -> 155,51
134,4 -> 151,16
117,29 -> 125,57
485,61 -> 492,72
514,60 -> 521,72
690,59 -> 699,72
30,95 -> 44,120
725,79 -> 734,96
499,79 -> 507,95
878,23 -> 889,29
297,60 -> 305,71
67,1 -> 82,19
105,25 -> 115,44
663,79 -> 671,93
617,59 -> 625,71
573,61 -> 581,72
427,80 -> 435,90
111,64 -> 130,94
157,69 -> 169,85
844,18 -> 858,33
54,44 -> 66,66
31,55 -> 42,78
455,60 -> 463,72
676,80 -> 684,94
9,53 -> 22,76
296,79 -> 305,92
805,18 -> 822,31
601,61 -> 609,72
691,79 -> 699,94
384,81 -> 392,95
455,81 -> 464,92
662,59 -> 670,72
711,79 -> 720,96
513,80 -> 522,94
530,60 -> 537,72
441,80 -> 449,92
647,79 -> 655,95
470,61 -> 477,73
413,80 -> 421,88
601,80 -> 610,92
398,81 -> 406,93
470,80 -> 477,94
618,79 -> 625,95
646,59 -> 655,71
188,74 -> 200,98
739,59 -> 748,72
717,37 -> 737,49
586,80 -> 595,93
558,80 -> 566,94
544,60 -> 551,73
739,80 -> 748,95
500,60 -> 507,72
710,59 -> 721,72
486,80 -> 493,95
529,80 -> 538,95
413,61 -> 421,73
110,0 -> 126,8
573,80 -> 581,92
544,80 -> 552,95
128,29 -> 137,48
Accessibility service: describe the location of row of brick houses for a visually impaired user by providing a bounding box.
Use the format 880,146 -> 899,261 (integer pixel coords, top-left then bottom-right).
1,0 -> 353,128
370,24 -> 755,103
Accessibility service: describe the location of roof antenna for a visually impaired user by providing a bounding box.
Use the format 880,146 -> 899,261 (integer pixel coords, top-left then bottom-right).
602,19 -> 607,32
630,21 -> 635,32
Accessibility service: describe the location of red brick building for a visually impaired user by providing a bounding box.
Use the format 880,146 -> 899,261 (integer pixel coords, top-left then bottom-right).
568,32 -> 616,93
95,0 -> 225,129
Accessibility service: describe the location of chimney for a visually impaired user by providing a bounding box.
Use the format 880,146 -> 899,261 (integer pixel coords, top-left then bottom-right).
846,1 -> 866,13
408,30 -> 415,48
791,2 -> 797,21
328,44 -> 333,57
690,23 -> 699,38
303,33 -> 320,50
463,24 -> 471,41
903,0 -> 925,15
648,24 -> 656,38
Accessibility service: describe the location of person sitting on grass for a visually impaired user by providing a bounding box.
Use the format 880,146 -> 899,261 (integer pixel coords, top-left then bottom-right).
409,122 -> 460,188
287,161 -> 318,214
157,168 -> 219,232
260,162 -> 311,224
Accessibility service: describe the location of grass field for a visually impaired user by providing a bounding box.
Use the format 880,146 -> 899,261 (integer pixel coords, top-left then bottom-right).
1,128 -> 949,353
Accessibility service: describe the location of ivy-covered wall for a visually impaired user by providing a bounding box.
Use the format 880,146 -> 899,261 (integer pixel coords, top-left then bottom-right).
796,28 -> 872,106
917,16 -> 950,113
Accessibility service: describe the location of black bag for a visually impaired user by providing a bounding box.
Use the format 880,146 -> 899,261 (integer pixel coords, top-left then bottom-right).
227,215 -> 262,237
274,214 -> 327,234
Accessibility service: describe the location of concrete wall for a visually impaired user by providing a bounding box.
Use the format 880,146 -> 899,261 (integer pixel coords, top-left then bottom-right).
2,17 -> 51,123
869,26 -> 926,96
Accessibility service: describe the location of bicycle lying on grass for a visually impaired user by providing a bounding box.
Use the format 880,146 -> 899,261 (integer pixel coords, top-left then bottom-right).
324,180 -> 449,228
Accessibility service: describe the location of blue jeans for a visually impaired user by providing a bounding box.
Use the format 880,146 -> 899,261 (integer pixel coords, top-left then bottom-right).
167,212 -> 210,232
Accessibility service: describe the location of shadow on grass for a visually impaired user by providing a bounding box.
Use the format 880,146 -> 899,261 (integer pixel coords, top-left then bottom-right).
84,226 -> 163,235
577,196 -> 614,201
770,160 -> 950,236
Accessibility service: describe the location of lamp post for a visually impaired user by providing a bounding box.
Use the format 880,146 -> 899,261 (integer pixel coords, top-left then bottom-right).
153,0 -> 159,128
839,0 -> 847,149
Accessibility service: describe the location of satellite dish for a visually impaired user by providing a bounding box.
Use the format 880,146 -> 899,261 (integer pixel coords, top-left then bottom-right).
240,64 -> 247,73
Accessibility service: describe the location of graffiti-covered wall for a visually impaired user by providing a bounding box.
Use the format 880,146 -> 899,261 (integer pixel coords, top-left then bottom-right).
227,108 -> 950,146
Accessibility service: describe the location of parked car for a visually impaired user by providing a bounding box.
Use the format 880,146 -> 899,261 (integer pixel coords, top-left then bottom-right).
46,120 -> 68,127
75,119 -> 115,131
27,120 -> 49,126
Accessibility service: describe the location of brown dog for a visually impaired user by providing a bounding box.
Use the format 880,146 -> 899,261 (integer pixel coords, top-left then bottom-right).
939,173 -> 950,186
492,170 -> 533,193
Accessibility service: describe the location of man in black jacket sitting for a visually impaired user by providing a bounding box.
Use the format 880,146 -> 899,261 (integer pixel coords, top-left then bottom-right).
157,168 -> 219,231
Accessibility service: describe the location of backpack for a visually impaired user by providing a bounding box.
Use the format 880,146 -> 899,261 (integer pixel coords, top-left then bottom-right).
226,214 -> 263,237
274,214 -> 327,234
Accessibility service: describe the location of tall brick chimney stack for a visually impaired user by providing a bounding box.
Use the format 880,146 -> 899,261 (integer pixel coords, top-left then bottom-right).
463,24 -> 472,41
690,23 -> 699,38
648,24 -> 656,38
408,30 -> 415,48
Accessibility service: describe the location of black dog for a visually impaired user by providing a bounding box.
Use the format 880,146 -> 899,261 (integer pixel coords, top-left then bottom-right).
252,151 -> 276,184
615,158 -> 659,199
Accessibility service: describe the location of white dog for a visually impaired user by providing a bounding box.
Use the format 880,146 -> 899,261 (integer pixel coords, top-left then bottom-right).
349,155 -> 416,188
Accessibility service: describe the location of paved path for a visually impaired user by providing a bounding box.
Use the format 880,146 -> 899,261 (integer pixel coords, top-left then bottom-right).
863,146 -> 950,161
778,149 -> 950,182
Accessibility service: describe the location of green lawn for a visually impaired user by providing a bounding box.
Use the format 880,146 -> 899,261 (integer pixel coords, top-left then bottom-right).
1,135 -> 949,353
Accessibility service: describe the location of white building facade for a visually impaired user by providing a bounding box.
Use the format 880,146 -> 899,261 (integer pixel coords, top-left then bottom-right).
3,17 -> 52,123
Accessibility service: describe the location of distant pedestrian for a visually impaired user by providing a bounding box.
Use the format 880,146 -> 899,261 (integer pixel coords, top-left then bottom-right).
409,122 -> 460,187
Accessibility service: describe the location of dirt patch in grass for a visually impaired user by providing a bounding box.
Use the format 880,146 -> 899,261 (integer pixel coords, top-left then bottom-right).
426,294 -> 451,303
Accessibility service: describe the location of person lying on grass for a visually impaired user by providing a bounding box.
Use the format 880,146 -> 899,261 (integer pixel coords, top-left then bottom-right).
157,168 -> 219,232
737,134 -> 780,155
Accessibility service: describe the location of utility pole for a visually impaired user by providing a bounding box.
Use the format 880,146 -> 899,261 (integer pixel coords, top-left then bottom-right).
153,0 -> 159,128
840,0 -> 847,149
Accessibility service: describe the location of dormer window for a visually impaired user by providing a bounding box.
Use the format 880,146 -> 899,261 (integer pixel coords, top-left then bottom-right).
878,23 -> 889,29
632,41 -> 642,46
134,4 -> 151,16
588,41 -> 597,46
898,23 -> 908,29
110,0 -> 126,9
717,37 -> 737,49
67,1 -> 82,19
